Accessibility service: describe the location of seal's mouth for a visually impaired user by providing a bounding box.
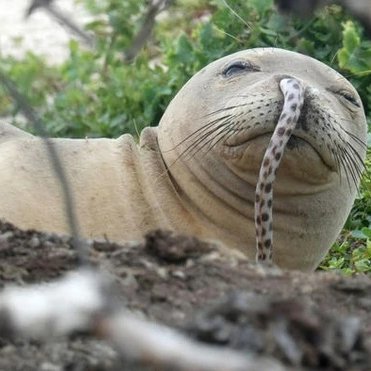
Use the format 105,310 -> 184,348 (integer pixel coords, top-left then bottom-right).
224,131 -> 335,170
286,135 -> 334,170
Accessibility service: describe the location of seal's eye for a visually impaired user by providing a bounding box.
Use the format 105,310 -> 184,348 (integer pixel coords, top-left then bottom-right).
222,60 -> 260,78
337,90 -> 360,108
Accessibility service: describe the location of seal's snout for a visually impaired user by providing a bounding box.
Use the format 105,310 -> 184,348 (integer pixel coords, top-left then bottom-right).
274,74 -> 305,101
274,74 -> 295,82
295,86 -> 327,133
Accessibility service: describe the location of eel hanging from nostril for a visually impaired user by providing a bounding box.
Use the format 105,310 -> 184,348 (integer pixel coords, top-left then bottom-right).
255,78 -> 305,263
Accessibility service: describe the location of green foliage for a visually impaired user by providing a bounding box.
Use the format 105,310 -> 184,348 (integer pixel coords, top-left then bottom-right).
0,0 -> 370,272
321,230 -> 371,274
338,21 -> 371,74
323,148 -> 371,274
0,53 -> 58,117
1,1 -> 370,136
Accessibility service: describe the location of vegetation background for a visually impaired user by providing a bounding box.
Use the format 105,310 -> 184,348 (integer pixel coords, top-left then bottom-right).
0,0 -> 370,273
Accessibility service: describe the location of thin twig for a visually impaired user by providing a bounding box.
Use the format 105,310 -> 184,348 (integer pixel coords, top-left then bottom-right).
123,0 -> 174,62
0,72 -> 89,265
26,0 -> 95,47
221,0 -> 253,31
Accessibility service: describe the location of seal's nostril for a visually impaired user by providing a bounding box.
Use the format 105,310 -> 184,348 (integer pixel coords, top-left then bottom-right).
274,74 -> 295,83
305,86 -> 320,98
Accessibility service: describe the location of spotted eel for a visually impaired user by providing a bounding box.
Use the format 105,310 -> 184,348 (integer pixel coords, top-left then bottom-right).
255,78 -> 305,262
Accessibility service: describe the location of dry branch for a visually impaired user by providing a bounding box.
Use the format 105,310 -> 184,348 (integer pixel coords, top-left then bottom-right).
0,71 -> 88,264
26,0 -> 95,47
0,269 -> 285,371
123,0 -> 174,62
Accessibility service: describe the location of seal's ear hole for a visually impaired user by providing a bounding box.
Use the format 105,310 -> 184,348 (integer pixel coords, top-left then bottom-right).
222,60 -> 260,78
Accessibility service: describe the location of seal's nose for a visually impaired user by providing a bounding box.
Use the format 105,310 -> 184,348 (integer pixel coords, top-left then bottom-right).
273,74 -> 306,98
274,74 -> 297,83
304,86 -> 320,99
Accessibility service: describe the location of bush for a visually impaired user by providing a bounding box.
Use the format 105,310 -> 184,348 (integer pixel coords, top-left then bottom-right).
0,0 -> 370,273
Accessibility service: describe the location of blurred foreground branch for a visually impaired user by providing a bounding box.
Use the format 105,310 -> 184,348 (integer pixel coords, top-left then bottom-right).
0,269 -> 285,371
0,71 -> 88,264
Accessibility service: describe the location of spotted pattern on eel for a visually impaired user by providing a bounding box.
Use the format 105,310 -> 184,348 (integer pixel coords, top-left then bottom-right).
255,78 -> 305,262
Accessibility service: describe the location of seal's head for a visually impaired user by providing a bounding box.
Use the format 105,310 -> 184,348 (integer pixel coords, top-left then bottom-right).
158,48 -> 367,270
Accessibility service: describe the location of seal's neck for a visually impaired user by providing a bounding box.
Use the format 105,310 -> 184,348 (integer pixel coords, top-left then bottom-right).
161,154 -> 257,248
138,127 -> 254,246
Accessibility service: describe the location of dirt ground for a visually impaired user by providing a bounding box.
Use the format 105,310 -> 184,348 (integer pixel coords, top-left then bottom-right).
0,220 -> 371,371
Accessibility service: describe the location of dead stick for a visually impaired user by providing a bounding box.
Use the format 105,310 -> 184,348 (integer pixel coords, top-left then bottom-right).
0,72 -> 89,264
26,0 -> 95,47
123,0 -> 173,62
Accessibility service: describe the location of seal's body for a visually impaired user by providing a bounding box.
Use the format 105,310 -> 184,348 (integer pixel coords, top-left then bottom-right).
0,48 -> 367,270
0,125 -> 202,242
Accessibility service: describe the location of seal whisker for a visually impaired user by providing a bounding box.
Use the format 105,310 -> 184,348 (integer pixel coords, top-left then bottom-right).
203,104 -> 251,118
324,118 -> 365,190
339,145 -> 362,189
185,121 -> 235,159
157,123 -> 241,187
344,145 -> 364,181
331,146 -> 344,185
344,141 -> 366,173
163,115 -> 231,154
178,116 -> 231,149
204,122 -> 239,152
220,122 -> 246,145
336,131 -> 366,175
176,119 -> 232,161
203,93 -> 276,118
332,115 -> 368,149
203,93 -> 266,118
340,126 -> 368,149
156,116 -> 233,181
341,147 -> 360,189
338,146 -> 358,185
336,143 -> 353,190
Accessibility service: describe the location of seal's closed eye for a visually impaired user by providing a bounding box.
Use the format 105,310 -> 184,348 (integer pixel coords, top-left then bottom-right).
336,90 -> 360,108
327,87 -> 361,109
222,60 -> 261,77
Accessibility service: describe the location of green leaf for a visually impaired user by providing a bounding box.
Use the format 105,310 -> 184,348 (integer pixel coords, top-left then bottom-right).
174,34 -> 194,65
354,258 -> 371,272
361,227 -> 371,239
250,0 -> 273,15
342,21 -> 360,52
351,230 -> 368,239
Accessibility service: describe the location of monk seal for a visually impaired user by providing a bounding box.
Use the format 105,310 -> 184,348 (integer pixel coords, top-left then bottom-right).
0,48 -> 367,271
